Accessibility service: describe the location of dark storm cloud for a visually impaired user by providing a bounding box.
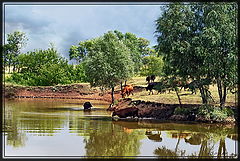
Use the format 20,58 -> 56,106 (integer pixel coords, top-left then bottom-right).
5,6 -> 53,33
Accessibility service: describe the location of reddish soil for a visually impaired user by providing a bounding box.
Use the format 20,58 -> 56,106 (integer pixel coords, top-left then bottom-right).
4,84 -> 124,103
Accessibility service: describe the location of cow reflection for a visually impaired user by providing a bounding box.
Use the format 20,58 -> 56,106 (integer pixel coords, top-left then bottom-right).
145,130 -> 162,142
171,133 -> 192,139
227,134 -> 238,141
184,134 -> 204,145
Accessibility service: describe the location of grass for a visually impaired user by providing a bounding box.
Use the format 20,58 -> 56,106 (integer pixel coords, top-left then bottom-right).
126,76 -> 237,106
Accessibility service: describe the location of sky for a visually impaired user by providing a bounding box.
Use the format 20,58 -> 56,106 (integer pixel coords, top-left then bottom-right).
4,3 -> 164,63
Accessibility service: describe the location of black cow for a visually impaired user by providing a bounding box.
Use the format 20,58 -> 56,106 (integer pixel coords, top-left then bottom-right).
146,82 -> 165,95
112,107 -> 139,118
146,76 -> 151,84
146,75 -> 156,84
150,75 -> 156,82
83,102 -> 92,110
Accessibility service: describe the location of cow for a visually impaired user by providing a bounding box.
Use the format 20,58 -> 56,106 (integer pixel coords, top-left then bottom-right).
146,75 -> 156,84
146,76 -> 151,84
112,107 -> 139,118
121,84 -> 134,98
150,75 -> 156,82
146,82 -> 166,95
83,102 -> 92,111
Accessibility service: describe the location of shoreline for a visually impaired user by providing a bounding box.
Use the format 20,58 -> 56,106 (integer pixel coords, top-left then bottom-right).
108,98 -> 236,125
4,84 -> 236,124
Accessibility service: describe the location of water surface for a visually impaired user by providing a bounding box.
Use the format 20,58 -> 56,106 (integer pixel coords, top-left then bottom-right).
3,99 -> 238,159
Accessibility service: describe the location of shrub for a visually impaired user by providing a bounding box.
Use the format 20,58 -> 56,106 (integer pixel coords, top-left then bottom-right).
197,105 -> 233,121
7,48 -> 88,86
174,107 -> 193,116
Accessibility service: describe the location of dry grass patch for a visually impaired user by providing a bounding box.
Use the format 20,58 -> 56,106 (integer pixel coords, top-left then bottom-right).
125,77 -> 236,106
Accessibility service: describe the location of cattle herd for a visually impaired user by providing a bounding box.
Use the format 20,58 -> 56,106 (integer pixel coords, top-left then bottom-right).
120,75 -> 202,97
113,75 -> 208,118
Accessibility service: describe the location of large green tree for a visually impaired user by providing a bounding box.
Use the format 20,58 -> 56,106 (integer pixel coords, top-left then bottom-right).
3,31 -> 28,73
155,3 -> 237,106
198,4 -> 238,107
83,31 -> 134,103
69,30 -> 150,74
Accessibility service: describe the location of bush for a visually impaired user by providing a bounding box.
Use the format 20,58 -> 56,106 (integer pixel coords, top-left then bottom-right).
7,48 -> 88,86
197,105 -> 233,121
174,107 -> 193,115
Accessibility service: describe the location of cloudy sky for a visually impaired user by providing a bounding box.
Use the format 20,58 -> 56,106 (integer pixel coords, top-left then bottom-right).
4,3 -> 165,63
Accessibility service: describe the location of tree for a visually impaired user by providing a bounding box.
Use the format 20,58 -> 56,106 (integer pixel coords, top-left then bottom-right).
3,31 -> 28,73
9,47 -> 72,86
140,50 -> 164,76
155,3 -> 237,106
83,31 -> 134,104
198,4 -> 238,108
114,31 -> 150,74
69,30 -> 150,74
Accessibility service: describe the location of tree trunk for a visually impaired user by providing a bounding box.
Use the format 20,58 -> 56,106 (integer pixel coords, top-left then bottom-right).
175,88 -> 182,107
199,86 -> 208,104
217,79 -> 222,105
217,138 -> 226,158
120,82 -> 124,98
8,65 -> 11,73
220,85 -> 227,109
13,62 -> 16,72
124,80 -> 127,86
111,87 -> 114,104
217,79 -> 227,109
175,131 -> 181,153
198,140 -> 209,157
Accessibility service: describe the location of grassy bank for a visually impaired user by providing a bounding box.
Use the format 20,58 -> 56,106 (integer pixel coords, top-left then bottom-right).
126,76 -> 236,107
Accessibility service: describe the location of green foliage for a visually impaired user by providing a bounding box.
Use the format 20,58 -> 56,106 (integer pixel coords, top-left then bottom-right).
7,47 -> 83,86
155,3 -> 237,105
84,31 -> 134,89
173,105 -> 234,122
174,107 -> 193,116
69,30 -> 150,74
221,107 -> 234,117
197,105 -> 232,121
140,53 -> 164,76
3,31 -> 28,73
71,63 -> 88,83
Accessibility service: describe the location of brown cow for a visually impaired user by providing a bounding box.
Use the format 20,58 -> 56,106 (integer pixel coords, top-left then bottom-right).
121,84 -> 134,98
112,107 -> 139,118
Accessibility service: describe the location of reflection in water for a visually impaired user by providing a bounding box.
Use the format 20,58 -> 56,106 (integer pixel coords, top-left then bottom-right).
145,130 -> 162,142
3,99 -> 238,158
83,124 -> 143,157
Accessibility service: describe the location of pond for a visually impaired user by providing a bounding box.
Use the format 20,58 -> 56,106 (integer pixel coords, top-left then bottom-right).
3,99 -> 238,159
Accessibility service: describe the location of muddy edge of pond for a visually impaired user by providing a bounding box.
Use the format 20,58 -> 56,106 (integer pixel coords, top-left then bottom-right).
4,84 -> 236,124
4,84 -> 123,103
4,84 -> 145,102
107,98 -> 236,124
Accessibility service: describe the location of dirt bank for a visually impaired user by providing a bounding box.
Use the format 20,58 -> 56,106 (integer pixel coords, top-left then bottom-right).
4,84 -> 119,103
108,98 -> 236,124
4,84 -> 145,103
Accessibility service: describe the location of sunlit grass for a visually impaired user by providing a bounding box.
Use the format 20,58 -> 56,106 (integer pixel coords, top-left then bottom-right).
126,77 -> 236,106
